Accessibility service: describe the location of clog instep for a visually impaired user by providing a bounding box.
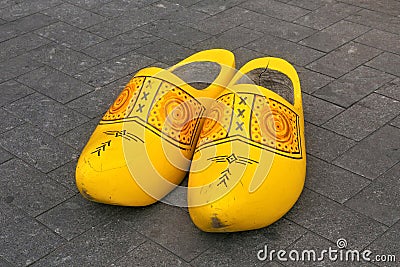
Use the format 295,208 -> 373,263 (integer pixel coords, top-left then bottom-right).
76,49 -> 235,206
188,57 -> 306,232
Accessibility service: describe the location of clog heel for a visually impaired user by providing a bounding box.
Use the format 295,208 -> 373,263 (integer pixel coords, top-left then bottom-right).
76,49 -> 235,206
188,57 -> 306,232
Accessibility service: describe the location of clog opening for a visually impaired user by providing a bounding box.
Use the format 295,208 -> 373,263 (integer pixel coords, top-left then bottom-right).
171,61 -> 221,90
237,67 -> 294,105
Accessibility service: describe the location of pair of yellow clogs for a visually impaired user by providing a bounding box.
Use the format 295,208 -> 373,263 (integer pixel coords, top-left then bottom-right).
75,49 -> 306,233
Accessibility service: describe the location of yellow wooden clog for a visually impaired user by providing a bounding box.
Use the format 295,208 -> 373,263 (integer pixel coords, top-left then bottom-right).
188,57 -> 306,232
76,49 -> 235,206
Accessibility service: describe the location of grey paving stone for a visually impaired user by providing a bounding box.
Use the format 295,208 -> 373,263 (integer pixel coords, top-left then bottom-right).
0,69 -> 13,84
314,66 -> 395,107
267,262 -> 286,267
135,39 -> 193,65
111,241 -> 191,267
9,13 -> 57,33
48,159 -> 79,192
241,0 -> 309,21
340,0 -> 400,17
30,44 -> 100,76
242,11 -> 316,42
0,22 -> 21,42
272,0 -> 293,2
0,0 -> 23,10
5,93 -> 90,136
161,3 -> 210,24
0,32 -> 51,61
165,0 -> 202,8
391,115 -> 400,128
345,163 -> 400,226
334,125 -> 400,180
195,26 -> 263,51
302,93 -> 344,125
149,61 -> 170,69
232,47 -> 264,68
86,3 -> 169,38
17,66 -> 95,103
58,116 -> 100,151
33,216 -> 146,266
139,19 -> 210,48
306,155 -> 369,203
0,202 -> 64,266
323,93 -> 400,141
0,257 -> 13,267
299,21 -> 369,53
366,221 -> 400,267
118,203 -> 220,262
187,6 -> 252,35
75,52 -> 155,87
35,22 -> 104,51
94,0 -> 151,18
295,66 -> 334,94
83,29 -> 159,62
305,122 -> 356,162
376,78 -> 400,101
306,42 -> 381,78
192,218 -> 306,267
287,0 -> 333,11
0,123 -> 78,173
0,79 -> 33,107
355,29 -> 400,55
0,54 -> 44,79
95,0 -> 141,18
0,108 -> 24,134
65,0 -> 113,10
346,8 -> 400,35
37,194 -> 121,240
87,16 -> 149,39
143,1 -> 185,20
67,76 -> 130,118
0,146 -> 12,164
246,35 -> 325,66
285,189 -> 388,250
42,3 -> 106,29
192,0 -> 245,15
293,2 -> 360,30
0,159 -> 74,216
366,52 -> 400,77
143,2 -> 188,19
0,0 -> 62,21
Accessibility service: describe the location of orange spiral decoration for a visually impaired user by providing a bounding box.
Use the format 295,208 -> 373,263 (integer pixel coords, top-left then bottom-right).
251,96 -> 299,154
109,86 -> 131,114
163,98 -> 193,132
148,84 -> 202,145
102,77 -> 143,121
200,105 -> 223,138
260,110 -> 292,143
197,94 -> 233,146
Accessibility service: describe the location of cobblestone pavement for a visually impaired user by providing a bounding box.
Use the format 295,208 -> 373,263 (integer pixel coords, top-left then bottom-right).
0,0 -> 399,266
